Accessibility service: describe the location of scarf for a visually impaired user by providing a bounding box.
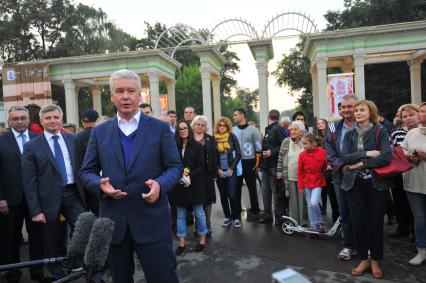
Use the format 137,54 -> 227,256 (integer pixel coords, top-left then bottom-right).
215,132 -> 230,153
291,137 -> 301,143
354,122 -> 373,151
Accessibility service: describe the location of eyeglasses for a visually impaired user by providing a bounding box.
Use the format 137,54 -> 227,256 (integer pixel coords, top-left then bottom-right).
218,124 -> 227,128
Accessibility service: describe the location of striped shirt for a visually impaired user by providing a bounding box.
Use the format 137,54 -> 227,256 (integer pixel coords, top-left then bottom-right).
390,126 -> 407,146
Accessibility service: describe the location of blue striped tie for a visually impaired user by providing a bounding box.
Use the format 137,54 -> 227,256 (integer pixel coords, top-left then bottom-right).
52,135 -> 67,186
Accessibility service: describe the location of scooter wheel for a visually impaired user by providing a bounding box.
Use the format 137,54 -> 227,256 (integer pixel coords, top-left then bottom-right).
282,219 -> 296,235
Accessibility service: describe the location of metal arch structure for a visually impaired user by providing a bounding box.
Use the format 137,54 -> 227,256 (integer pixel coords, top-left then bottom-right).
154,24 -> 208,57
261,11 -> 319,38
153,12 -> 319,57
208,18 -> 259,44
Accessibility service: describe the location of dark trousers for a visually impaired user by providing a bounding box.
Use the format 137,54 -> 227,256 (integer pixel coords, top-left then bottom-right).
237,159 -> 260,213
334,182 -> 356,249
391,174 -> 413,233
108,227 -> 178,283
0,201 -> 44,280
321,179 -> 339,222
347,178 -> 388,261
42,185 -> 85,277
216,173 -> 240,220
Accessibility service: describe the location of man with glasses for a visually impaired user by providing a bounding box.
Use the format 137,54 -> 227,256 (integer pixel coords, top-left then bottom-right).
0,106 -> 44,282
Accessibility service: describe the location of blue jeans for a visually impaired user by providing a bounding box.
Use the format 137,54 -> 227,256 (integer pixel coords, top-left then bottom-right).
334,182 -> 356,249
176,204 -> 207,238
406,191 -> 426,248
304,187 -> 323,227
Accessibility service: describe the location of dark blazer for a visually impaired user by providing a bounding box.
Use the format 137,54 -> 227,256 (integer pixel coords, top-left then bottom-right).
261,121 -> 286,169
80,114 -> 182,245
0,130 -> 37,206
202,134 -> 217,204
340,124 -> 392,191
325,119 -> 346,183
170,141 -> 206,206
22,132 -> 86,222
76,127 -> 93,170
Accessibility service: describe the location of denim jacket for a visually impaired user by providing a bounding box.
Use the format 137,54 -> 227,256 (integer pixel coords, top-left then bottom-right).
340,124 -> 392,191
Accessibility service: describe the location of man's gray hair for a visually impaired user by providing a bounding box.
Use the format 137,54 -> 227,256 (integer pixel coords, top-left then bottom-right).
191,115 -> 209,132
290,120 -> 305,132
280,116 -> 291,123
39,104 -> 63,118
341,95 -> 359,102
8,105 -> 28,114
109,69 -> 141,91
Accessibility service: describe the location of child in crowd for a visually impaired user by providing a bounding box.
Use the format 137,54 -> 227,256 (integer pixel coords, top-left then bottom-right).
298,133 -> 328,232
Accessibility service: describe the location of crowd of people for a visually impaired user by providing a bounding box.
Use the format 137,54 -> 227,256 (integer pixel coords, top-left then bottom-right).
0,69 -> 425,283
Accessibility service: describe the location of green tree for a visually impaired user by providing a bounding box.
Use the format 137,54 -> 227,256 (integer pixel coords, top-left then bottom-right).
272,39 -> 313,123
175,65 -> 202,118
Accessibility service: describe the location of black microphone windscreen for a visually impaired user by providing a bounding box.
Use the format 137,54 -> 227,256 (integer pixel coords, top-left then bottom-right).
84,218 -> 115,271
67,212 -> 97,258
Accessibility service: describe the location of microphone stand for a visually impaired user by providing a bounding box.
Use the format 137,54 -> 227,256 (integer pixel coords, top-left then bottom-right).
0,257 -> 67,272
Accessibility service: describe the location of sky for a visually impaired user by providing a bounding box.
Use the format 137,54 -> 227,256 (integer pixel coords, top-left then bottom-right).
78,0 -> 345,111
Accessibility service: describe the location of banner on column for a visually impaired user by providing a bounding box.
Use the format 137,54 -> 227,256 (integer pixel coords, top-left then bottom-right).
141,88 -> 150,104
159,95 -> 168,114
328,73 -> 354,116
2,63 -> 52,116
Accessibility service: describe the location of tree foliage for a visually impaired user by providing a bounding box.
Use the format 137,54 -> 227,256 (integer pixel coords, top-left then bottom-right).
272,39 -> 313,123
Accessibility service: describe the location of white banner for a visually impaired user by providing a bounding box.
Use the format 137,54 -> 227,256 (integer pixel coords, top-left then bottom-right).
328,73 -> 354,116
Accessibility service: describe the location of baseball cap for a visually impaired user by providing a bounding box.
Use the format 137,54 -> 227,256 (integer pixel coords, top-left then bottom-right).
81,109 -> 99,122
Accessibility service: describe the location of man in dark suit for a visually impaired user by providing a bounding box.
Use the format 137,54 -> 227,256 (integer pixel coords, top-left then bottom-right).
22,104 -> 86,278
80,69 -> 182,283
0,106 -> 45,283
76,109 -> 99,215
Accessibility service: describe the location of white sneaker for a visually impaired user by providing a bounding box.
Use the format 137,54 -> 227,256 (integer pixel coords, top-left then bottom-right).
338,248 -> 357,261
222,218 -> 232,227
233,219 -> 241,228
409,248 -> 426,265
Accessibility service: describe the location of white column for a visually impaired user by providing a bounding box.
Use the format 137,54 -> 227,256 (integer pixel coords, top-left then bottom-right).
63,79 -> 78,125
92,86 -> 102,116
212,78 -> 221,124
409,59 -> 422,104
354,54 -> 366,100
148,72 -> 160,118
256,60 -> 269,134
311,67 -> 319,119
166,80 -> 176,111
316,57 -> 329,119
200,66 -> 213,134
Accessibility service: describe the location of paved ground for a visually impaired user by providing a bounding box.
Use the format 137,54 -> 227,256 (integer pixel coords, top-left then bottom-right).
11,185 -> 426,283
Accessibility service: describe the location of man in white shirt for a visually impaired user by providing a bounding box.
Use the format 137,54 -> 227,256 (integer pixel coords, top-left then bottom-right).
22,104 -> 86,279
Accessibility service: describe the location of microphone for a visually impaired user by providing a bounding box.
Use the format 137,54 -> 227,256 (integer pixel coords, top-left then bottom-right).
52,217 -> 115,283
84,218 -> 115,273
64,212 -> 97,272
0,212 -> 97,273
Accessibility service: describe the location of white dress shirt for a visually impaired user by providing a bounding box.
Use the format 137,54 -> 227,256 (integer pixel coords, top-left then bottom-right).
44,131 -> 75,184
117,110 -> 141,136
12,128 -> 29,154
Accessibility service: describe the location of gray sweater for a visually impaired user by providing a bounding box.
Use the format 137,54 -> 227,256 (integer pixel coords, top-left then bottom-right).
232,125 -> 262,160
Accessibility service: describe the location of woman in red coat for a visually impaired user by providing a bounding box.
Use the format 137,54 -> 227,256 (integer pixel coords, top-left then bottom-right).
298,133 -> 328,232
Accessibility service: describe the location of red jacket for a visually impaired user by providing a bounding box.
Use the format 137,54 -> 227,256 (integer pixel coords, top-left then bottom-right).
297,147 -> 327,191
